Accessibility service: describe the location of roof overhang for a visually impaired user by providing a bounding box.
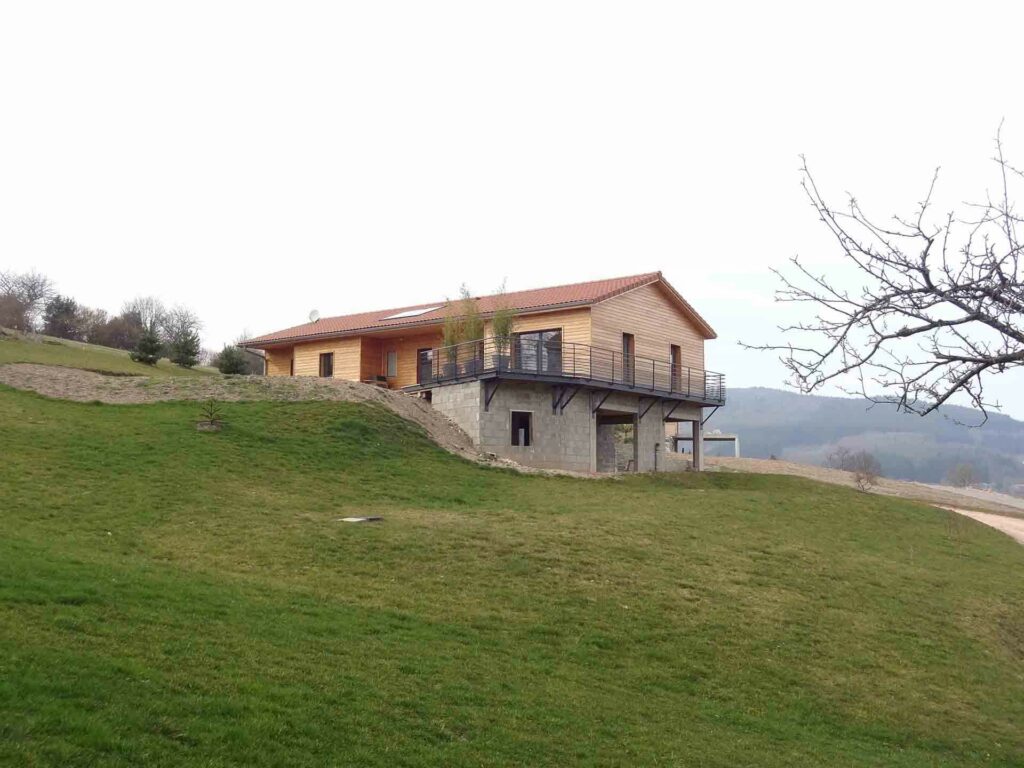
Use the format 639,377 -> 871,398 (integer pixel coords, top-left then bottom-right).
241,300 -> 597,349
241,270 -> 717,348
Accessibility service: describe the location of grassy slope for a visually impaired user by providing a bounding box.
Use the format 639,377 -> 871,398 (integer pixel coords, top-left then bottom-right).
1,387 -> 1023,767
0,329 -> 212,377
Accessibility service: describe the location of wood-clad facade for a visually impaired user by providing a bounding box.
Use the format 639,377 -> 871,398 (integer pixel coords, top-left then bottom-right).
244,272 -> 721,474
498,307 -> 592,348
292,337 -> 361,380
264,347 -> 294,377
590,282 -> 705,371
250,274 -> 713,394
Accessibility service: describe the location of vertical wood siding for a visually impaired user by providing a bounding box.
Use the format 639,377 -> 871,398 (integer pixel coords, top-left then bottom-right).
380,331 -> 444,388
292,337 -> 361,379
590,283 -> 706,370
360,337 -> 383,381
500,307 -> 592,346
264,347 -> 294,376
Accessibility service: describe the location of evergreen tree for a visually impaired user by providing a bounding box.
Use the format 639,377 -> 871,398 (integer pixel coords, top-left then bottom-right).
214,345 -> 248,374
169,328 -> 201,368
130,325 -> 163,365
42,295 -> 81,340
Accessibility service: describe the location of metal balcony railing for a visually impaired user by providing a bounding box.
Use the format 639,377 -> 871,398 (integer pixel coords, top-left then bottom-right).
417,337 -> 725,404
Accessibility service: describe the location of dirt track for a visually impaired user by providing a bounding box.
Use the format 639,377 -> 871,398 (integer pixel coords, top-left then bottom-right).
936,508 -> 1024,545
709,456 -> 1024,521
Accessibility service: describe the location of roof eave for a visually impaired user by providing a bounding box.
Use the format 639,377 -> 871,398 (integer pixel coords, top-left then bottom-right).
240,299 -> 597,348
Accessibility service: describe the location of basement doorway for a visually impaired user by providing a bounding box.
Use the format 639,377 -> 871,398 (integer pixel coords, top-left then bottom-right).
596,412 -> 637,473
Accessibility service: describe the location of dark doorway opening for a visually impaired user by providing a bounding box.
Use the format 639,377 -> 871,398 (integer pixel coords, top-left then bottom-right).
596,411 -> 637,473
319,352 -> 334,378
417,348 -> 434,384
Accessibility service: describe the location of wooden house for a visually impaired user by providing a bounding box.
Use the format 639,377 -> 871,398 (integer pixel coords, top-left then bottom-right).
243,272 -> 723,473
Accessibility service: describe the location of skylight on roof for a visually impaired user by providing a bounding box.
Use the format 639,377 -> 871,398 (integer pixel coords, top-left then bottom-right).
381,306 -> 441,320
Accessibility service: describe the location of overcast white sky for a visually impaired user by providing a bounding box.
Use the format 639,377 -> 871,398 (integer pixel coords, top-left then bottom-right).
2,1 -> 1023,417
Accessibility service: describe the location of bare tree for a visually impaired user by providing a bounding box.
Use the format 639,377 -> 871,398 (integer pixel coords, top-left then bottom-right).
162,305 -> 203,368
747,128 -> 1023,424
0,295 -> 30,331
122,296 -> 166,332
0,269 -> 55,330
824,445 -> 882,490
946,462 -> 981,488
849,451 -> 882,492
825,445 -> 854,471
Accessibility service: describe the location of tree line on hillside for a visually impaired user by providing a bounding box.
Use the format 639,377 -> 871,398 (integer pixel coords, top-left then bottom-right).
709,388 -> 1024,492
0,269 -> 261,374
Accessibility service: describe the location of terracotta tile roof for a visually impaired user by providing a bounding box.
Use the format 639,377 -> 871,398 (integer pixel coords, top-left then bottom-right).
243,271 -> 716,346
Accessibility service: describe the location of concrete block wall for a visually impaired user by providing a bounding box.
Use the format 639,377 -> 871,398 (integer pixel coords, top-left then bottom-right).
596,422 -> 617,473
428,379 -> 706,474
479,382 -> 595,472
430,381 -> 482,444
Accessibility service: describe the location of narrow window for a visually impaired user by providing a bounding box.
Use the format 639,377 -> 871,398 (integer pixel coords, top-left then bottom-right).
319,352 -> 334,378
511,411 -> 532,447
622,333 -> 635,384
386,350 -> 398,378
289,357 -> 294,377
417,348 -> 433,383
670,344 -> 682,390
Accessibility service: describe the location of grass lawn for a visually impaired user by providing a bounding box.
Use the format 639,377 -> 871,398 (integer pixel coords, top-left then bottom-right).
1,385 -> 1023,766
0,329 -> 213,377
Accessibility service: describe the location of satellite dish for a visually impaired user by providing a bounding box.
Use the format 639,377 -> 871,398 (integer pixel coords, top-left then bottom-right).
308,309 -> 320,323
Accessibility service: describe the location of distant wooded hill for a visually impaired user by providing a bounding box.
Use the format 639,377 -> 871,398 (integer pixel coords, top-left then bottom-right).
706,388 -> 1024,491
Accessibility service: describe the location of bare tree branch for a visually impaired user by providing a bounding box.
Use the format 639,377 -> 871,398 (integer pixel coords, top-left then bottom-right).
742,128 -> 1023,426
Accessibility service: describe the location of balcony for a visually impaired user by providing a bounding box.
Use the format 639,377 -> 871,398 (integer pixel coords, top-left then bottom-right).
407,337 -> 725,405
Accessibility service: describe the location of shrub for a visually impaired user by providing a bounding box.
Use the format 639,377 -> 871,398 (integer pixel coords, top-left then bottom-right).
826,446 -> 881,490
946,463 -> 980,488
491,281 -> 516,356
214,345 -> 248,375
458,285 -> 484,343
848,451 -> 882,491
200,398 -> 223,423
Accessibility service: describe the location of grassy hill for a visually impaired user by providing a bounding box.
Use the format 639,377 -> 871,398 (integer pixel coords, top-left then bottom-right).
709,387 -> 1024,490
0,328 -> 214,377
2,376 -> 1023,766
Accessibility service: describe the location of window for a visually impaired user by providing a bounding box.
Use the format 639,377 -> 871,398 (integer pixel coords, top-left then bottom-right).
386,350 -> 398,378
622,333 -> 635,384
319,352 -> 334,378
511,411 -> 532,446
513,329 -> 562,374
417,348 -> 434,383
670,344 -> 682,390
381,306 -> 442,320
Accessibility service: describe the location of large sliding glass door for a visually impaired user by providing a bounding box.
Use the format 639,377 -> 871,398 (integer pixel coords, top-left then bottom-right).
513,329 -> 562,374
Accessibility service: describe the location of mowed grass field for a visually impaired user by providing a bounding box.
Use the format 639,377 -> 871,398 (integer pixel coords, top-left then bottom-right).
0,329 -> 213,377
1,383 -> 1023,766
